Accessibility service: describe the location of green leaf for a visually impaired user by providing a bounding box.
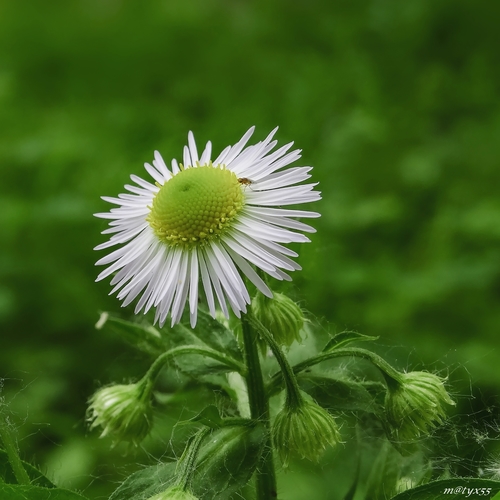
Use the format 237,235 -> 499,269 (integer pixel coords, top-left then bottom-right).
297,373 -> 382,413
109,462 -> 177,500
0,484 -> 89,500
323,330 -> 379,352
361,440 -> 401,500
192,424 -> 267,500
390,478 -> 500,499
190,405 -> 254,429
0,449 -> 55,488
109,424 -> 266,500
171,309 -> 242,360
96,312 -> 167,356
165,309 -> 242,376
190,405 -> 225,428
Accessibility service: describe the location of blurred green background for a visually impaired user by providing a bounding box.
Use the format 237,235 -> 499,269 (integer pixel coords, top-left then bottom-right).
1,0 -> 500,498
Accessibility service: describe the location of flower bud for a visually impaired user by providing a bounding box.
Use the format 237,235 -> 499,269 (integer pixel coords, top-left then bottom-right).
87,380 -> 154,446
385,371 -> 455,442
272,395 -> 341,466
252,292 -> 305,347
147,486 -> 198,500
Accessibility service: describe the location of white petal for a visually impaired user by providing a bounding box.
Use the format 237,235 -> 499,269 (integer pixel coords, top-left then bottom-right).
134,262 -> 165,313
124,184 -> 154,196
243,208 -> 316,233
245,207 -> 321,219
205,245 -> 247,312
156,249 -> 183,325
171,158 -> 180,175
223,244 -> 273,298
212,242 -> 250,304
96,223 -> 149,249
234,215 -> 310,244
199,251 -> 216,317
252,167 -> 312,190
170,252 -> 190,325
224,127 -> 256,166
245,184 -> 321,206
153,151 -> 172,179
199,141 -> 212,165
251,237 -> 302,271
222,233 -> 278,273
130,174 -> 159,192
241,143 -> 296,178
202,248 -> 229,318
143,250 -> 174,313
183,146 -> 192,168
189,250 -> 199,317
213,145 -> 231,165
154,248 -> 182,307
188,131 -> 199,165
144,162 -> 165,185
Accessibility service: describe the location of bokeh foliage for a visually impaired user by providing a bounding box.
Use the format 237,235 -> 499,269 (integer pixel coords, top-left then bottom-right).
1,0 -> 500,498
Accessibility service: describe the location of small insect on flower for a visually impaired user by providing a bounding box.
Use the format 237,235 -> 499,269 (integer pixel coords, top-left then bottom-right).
95,127 -> 321,328
238,177 -> 253,187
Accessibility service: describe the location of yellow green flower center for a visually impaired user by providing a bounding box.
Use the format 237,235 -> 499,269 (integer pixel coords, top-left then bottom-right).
147,164 -> 245,248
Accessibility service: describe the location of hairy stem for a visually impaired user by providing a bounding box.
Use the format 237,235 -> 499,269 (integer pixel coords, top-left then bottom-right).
142,344 -> 246,387
247,315 -> 303,409
0,411 -> 31,485
267,346 -> 404,396
241,313 -> 277,500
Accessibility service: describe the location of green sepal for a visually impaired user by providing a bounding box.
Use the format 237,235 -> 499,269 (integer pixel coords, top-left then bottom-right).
296,374 -> 383,414
0,484 -> 89,500
191,424 -> 267,500
322,330 -> 379,352
0,449 -> 55,487
389,478 -> 500,499
109,462 -> 177,500
96,312 -> 167,356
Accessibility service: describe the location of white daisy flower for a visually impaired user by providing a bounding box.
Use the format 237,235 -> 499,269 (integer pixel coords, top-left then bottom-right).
95,127 -> 321,328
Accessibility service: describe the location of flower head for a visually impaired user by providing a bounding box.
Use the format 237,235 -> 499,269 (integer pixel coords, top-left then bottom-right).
385,371 -> 455,442
87,380 -> 153,446
252,291 -> 305,346
95,127 -> 320,327
272,395 -> 341,466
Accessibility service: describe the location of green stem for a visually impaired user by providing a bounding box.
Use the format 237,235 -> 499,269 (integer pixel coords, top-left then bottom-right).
241,313 -> 277,500
141,344 -> 246,388
247,315 -> 303,409
267,347 -> 404,397
0,411 -> 31,485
